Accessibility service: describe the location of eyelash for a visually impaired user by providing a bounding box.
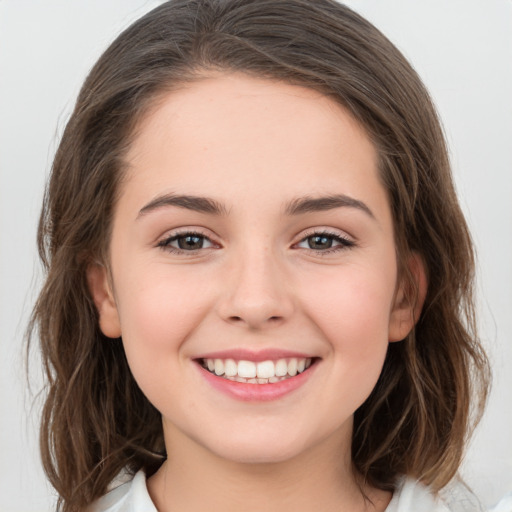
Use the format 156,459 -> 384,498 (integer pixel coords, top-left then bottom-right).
157,230 -> 215,254
157,230 -> 355,255
296,230 -> 355,254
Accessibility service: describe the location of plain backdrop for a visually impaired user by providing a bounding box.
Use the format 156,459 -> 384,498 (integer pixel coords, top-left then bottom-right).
1,1 -> 511,510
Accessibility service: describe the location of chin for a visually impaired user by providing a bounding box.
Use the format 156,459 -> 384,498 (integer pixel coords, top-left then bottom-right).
216,444 -> 304,465
203,429 -> 316,466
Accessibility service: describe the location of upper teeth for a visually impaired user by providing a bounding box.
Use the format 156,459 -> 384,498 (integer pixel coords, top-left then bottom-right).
204,357 -> 312,379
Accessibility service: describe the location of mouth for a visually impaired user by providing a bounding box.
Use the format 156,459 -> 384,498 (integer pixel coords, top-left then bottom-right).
197,356 -> 316,384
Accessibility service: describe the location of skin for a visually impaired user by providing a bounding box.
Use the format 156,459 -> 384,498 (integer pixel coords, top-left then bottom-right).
88,73 -> 426,512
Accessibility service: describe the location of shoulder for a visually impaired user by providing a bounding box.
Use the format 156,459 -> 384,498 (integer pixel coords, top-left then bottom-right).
87,471 -> 157,512
387,477 -> 485,512
489,492 -> 512,512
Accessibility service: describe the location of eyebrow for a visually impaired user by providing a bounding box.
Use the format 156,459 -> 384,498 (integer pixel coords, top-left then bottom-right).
284,194 -> 375,219
137,192 -> 374,219
138,193 -> 229,218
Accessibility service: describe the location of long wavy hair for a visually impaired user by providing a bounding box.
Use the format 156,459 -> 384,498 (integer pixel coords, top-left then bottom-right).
29,1 -> 490,510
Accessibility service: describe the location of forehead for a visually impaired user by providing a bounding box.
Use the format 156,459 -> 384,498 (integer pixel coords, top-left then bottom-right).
122,73 -> 389,222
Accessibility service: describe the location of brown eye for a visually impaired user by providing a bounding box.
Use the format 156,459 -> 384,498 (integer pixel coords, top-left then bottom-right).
177,234 -> 205,250
158,232 -> 214,252
307,235 -> 334,250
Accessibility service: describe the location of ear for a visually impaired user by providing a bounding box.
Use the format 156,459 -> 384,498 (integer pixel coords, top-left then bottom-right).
388,252 -> 428,342
87,263 -> 122,339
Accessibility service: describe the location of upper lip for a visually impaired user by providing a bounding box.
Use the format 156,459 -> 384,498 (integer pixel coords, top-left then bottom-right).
194,348 -> 316,362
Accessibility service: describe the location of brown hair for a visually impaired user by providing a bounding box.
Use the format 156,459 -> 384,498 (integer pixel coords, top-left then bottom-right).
29,1 -> 490,510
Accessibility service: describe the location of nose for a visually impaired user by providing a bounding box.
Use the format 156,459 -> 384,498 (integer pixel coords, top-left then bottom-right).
216,246 -> 294,330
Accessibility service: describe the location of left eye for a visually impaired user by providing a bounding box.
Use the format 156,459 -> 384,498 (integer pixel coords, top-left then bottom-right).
159,233 -> 214,251
296,233 -> 353,251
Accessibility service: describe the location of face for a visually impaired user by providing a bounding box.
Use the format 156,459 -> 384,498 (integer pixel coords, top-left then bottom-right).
89,73 -> 420,466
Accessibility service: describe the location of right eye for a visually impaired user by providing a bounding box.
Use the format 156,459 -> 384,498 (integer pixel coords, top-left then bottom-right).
158,232 -> 215,252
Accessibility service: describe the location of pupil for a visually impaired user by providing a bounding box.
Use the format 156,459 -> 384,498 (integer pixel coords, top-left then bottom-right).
309,235 -> 332,249
178,235 -> 203,250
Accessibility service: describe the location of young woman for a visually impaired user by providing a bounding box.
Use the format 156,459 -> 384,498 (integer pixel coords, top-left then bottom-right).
30,1 -> 491,510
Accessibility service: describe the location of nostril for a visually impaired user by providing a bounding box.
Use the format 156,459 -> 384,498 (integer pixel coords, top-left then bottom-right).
228,315 -> 282,323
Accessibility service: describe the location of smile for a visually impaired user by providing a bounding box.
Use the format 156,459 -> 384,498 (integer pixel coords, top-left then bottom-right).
200,357 -> 313,384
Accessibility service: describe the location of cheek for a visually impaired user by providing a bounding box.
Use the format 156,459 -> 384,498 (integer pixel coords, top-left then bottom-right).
301,264 -> 395,413
114,265 -> 212,373
300,261 -> 396,374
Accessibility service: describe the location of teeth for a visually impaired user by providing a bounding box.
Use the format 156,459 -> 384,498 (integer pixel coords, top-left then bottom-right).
224,375 -> 289,384
238,360 -> 256,378
275,359 -> 288,377
288,358 -> 298,376
202,357 -> 313,383
256,360 -> 274,379
224,359 -> 237,377
214,359 -> 224,376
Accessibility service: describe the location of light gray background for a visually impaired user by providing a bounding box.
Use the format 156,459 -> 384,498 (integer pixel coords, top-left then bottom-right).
1,1 -> 511,510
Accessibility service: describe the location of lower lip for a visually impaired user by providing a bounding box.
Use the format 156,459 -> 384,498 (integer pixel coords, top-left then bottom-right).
196,362 -> 317,402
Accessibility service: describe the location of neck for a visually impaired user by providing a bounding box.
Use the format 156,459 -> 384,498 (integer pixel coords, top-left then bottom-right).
147,424 -> 391,512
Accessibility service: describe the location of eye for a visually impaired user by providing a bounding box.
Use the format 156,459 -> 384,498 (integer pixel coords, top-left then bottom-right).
296,231 -> 354,252
158,232 -> 215,252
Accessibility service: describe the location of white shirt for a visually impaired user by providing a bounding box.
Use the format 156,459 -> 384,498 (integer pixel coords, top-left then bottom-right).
89,470 -> 487,512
